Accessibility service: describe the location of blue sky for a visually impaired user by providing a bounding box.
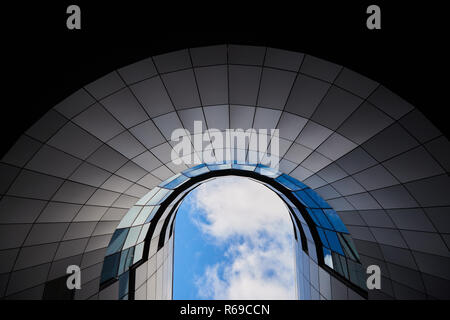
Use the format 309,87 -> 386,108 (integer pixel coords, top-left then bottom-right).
173,176 -> 296,300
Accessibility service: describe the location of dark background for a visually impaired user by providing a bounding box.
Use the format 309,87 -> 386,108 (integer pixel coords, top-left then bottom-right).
1,0 -> 448,313
2,1 -> 447,157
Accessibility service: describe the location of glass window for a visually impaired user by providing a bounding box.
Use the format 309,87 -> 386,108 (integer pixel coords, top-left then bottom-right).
342,234 -> 361,261
123,226 -> 142,250
136,187 -> 160,205
183,164 -> 210,177
338,233 -> 357,261
147,188 -> 172,205
310,209 -> 333,230
137,223 -> 150,243
339,254 -> 349,279
145,206 -> 160,223
132,206 -> 155,226
161,173 -> 189,189
231,163 -> 256,171
255,164 -> 281,178
207,163 -> 232,171
117,206 -> 142,229
323,209 -> 348,233
304,189 -> 332,209
119,246 -> 135,275
294,190 -> 319,208
332,252 -> 343,275
105,228 -> 129,256
317,227 -> 329,248
118,271 -> 129,299
101,252 -> 120,283
275,174 -> 307,191
133,242 -> 145,264
324,230 -> 344,255
323,247 -> 333,269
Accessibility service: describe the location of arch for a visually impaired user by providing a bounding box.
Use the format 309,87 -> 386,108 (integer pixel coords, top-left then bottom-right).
99,163 -> 367,299
0,45 -> 448,300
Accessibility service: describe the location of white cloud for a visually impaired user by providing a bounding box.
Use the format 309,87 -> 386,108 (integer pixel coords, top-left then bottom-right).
189,176 -> 297,300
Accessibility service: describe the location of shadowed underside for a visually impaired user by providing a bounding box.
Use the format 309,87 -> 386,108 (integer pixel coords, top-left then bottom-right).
0,45 -> 448,300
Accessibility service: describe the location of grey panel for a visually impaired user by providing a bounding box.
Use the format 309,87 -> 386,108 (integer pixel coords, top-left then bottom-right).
153,112 -> 184,140
190,45 -> 227,67
370,227 -> 408,248
317,163 -> 348,183
424,207 -> 450,233
257,68 -> 296,109
0,224 -> 32,250
228,45 -> 265,66
400,230 -> 449,257
47,122 -> 102,160
311,86 -> 363,130
284,143 -> 313,164
2,136 -> 42,167
203,105 -> 229,131
26,110 -> 68,143
284,75 -> 330,118
368,86 -> 414,120
370,185 -> 418,209
162,69 -> 201,109
337,102 -> 393,144
229,105 -> 255,130
383,146 -> 444,183
277,112 -> 307,141
153,49 -> 191,73
404,175 -> 450,207
88,143 -> 129,172
264,48 -> 304,72
331,177 -> 365,196
36,202 -> 81,223
7,170 -> 63,200
295,121 -> 332,150
346,193 -> 381,210
358,210 -> 395,228
424,136 -> 450,171
387,208 -> 436,232
229,65 -> 262,105
26,145 -> 81,178
363,124 -> 418,162
300,55 -> 342,83
131,76 -> 175,118
252,107 -> 281,130
129,120 -> 165,149
84,72 -> 125,100
0,163 -> 20,195
353,165 -> 398,191
195,66 -> 228,105
336,147 -> 377,175
69,162 -> 111,187
14,243 -> 59,270
0,196 -> 46,224
301,152 -> 332,172
118,57 -> 157,85
101,88 -> 148,128
52,181 -> 96,204
24,223 -> 68,246
115,161 -> 147,182
6,263 -> 50,296
54,89 -> 95,119
316,133 -> 357,161
73,104 -> 124,142
334,68 -> 378,98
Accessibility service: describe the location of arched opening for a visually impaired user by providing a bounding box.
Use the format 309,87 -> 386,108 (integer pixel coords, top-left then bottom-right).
173,176 -> 297,299
99,163 -> 367,300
